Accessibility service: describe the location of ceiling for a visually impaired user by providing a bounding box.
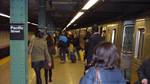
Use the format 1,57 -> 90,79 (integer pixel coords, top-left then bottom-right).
0,0 -> 150,31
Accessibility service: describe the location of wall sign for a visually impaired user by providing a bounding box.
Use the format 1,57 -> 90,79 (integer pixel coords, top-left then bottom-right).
10,23 -> 24,40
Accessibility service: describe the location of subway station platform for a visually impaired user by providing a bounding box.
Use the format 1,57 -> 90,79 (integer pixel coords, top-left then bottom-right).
0,56 -> 84,84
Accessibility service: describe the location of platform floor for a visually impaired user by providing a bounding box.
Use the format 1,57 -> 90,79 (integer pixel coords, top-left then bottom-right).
0,57 -> 84,84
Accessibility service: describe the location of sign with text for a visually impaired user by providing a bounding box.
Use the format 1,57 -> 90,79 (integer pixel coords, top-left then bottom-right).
10,23 -> 24,40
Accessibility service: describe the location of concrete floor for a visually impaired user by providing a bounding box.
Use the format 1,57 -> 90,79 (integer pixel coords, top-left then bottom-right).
49,59 -> 84,84
0,57 -> 84,84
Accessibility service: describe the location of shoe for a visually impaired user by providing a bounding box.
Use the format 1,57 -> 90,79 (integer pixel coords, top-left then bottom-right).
49,79 -> 52,82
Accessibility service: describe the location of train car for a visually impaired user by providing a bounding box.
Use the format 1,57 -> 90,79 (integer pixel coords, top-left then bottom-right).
98,18 -> 150,83
131,17 -> 150,83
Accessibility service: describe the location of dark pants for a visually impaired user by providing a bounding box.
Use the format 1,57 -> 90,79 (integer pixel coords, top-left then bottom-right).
45,68 -> 52,84
70,52 -> 76,63
60,48 -> 67,62
32,61 -> 46,84
75,47 -> 80,60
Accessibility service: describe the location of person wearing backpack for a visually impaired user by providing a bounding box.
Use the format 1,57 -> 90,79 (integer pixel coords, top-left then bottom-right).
58,32 -> 68,63
80,42 -> 126,84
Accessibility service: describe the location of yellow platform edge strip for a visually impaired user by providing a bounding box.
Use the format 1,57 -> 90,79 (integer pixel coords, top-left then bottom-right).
0,56 -> 10,66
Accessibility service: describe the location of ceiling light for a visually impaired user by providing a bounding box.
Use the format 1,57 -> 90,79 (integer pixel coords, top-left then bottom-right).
28,22 -> 38,26
0,13 -> 39,27
0,13 -> 10,18
66,12 -> 84,27
70,12 -> 84,25
29,22 -> 38,26
82,0 -> 99,10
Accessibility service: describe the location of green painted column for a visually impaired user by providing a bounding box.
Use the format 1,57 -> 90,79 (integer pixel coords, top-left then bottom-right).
10,0 -> 28,84
38,0 -> 46,28
47,17 -> 56,33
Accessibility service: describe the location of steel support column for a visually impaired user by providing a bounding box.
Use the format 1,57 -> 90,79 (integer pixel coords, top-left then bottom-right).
38,0 -> 46,28
47,16 -> 56,33
10,0 -> 28,84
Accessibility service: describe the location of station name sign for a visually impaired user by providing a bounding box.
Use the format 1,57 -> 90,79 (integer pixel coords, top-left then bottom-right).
10,23 -> 24,40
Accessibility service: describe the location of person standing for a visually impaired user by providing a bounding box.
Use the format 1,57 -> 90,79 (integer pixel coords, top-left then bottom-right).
85,24 -> 104,67
74,35 -> 81,61
58,32 -> 68,63
30,29 -> 51,84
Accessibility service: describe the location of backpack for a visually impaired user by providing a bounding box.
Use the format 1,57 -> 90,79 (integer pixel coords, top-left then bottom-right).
58,35 -> 68,48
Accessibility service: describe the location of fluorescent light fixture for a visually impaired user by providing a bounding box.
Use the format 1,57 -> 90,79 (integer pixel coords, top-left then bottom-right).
0,12 -> 38,27
63,0 -> 101,31
82,0 -> 99,10
28,22 -> 39,26
29,22 -> 38,26
28,22 -> 38,26
0,13 -> 10,18
63,27 -> 67,31
66,12 -> 84,28
70,12 -> 84,25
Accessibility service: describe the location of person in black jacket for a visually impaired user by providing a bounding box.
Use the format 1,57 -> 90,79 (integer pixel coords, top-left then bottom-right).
45,34 -> 55,83
86,24 -> 104,65
137,58 -> 150,84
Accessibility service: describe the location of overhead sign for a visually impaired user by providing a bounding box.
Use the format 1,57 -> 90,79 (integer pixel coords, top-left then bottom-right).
10,23 -> 24,40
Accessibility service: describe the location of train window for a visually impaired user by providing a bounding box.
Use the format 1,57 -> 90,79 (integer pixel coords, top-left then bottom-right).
111,29 -> 116,44
134,28 -> 145,59
102,30 -> 106,40
122,26 -> 134,52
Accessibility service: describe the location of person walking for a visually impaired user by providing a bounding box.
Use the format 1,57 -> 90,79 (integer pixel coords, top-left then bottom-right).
44,34 -> 55,83
29,29 -> 51,84
58,32 -> 68,63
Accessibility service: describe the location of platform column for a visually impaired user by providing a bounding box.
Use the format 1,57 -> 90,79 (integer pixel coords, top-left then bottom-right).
47,16 -> 56,33
38,0 -> 46,29
10,0 -> 28,84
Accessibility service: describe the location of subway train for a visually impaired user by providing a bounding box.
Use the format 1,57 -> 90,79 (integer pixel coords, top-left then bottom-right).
68,16 -> 150,83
